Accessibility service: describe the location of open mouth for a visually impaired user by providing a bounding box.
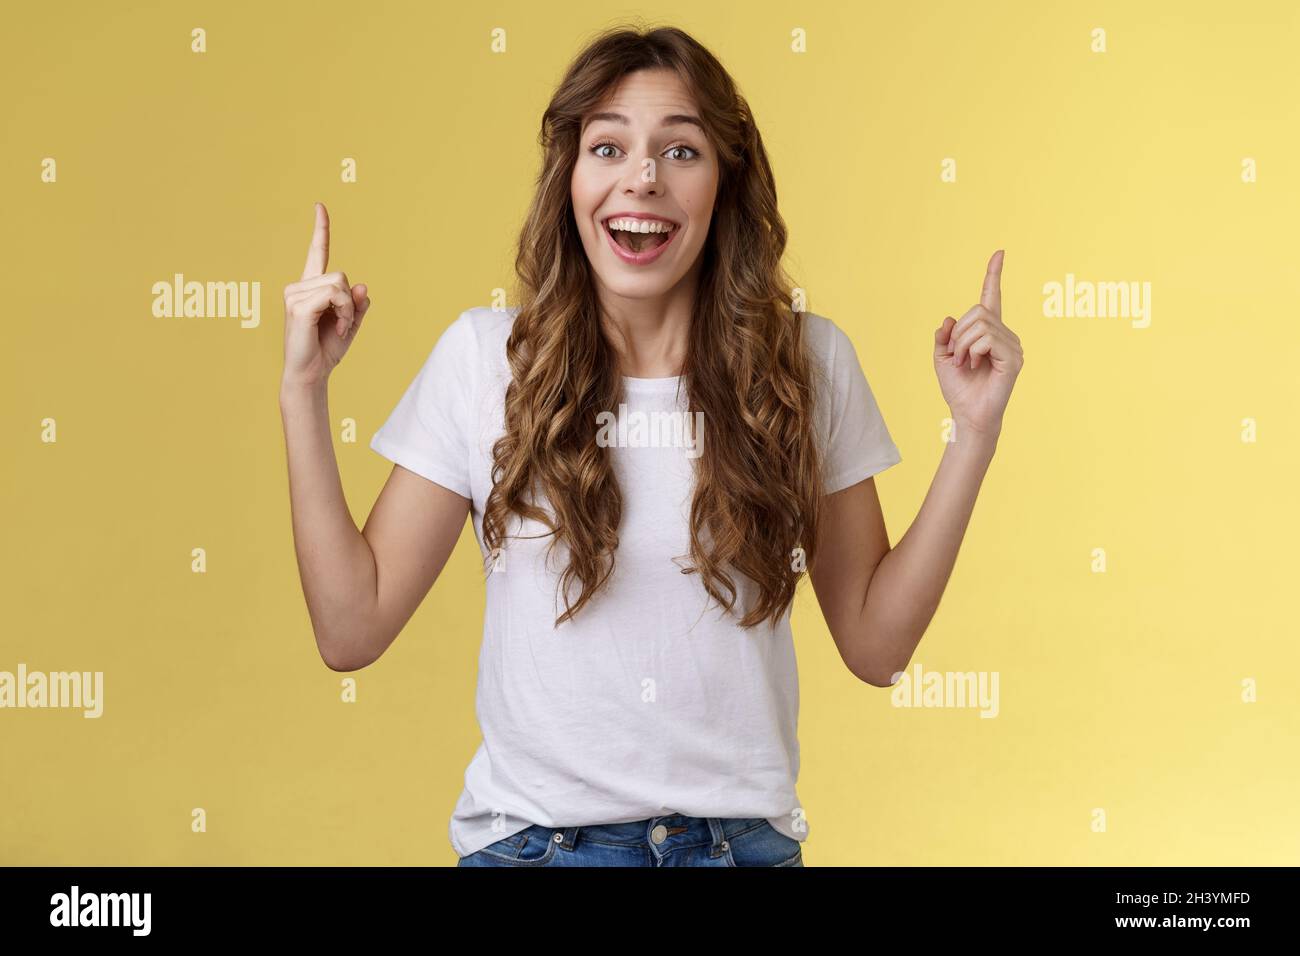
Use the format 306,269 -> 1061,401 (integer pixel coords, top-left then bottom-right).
602,215 -> 679,259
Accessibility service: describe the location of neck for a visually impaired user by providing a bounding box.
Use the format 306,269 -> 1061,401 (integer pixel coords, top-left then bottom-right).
596,268 -> 699,379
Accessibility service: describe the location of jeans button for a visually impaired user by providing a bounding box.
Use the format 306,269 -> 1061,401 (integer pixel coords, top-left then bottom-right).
651,824 -> 668,844
552,832 -> 563,843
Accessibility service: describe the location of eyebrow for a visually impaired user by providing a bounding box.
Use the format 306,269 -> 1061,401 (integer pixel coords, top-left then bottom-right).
584,111 -> 706,134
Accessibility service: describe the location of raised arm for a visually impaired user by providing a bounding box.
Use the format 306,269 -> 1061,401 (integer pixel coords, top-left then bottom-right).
279,203 -> 470,672
810,250 -> 1023,685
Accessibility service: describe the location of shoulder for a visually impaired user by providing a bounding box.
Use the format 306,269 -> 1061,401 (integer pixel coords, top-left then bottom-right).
445,304 -> 515,349
799,309 -> 862,378
437,305 -> 516,379
798,308 -> 893,430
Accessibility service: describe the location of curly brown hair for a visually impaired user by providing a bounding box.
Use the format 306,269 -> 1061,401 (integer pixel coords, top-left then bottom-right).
482,24 -> 826,630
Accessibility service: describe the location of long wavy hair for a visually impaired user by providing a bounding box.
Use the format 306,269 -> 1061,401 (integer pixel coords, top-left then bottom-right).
482,24 -> 826,630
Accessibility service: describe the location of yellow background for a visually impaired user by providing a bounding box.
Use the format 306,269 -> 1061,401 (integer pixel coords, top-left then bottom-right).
3,0 -> 1296,865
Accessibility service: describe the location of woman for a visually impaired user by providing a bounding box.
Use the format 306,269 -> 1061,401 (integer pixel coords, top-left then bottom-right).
278,26 -> 1023,867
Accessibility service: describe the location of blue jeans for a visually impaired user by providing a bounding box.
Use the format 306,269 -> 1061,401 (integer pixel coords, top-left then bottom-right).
456,815 -> 805,867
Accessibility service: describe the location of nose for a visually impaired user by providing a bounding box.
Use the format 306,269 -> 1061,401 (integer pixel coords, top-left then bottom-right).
621,154 -> 662,196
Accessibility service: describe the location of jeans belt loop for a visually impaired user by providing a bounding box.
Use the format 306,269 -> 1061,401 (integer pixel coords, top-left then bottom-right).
706,817 -> 727,858
558,826 -> 580,851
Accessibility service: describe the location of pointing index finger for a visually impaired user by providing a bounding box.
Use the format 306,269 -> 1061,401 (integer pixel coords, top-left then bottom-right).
980,248 -> 1004,317
301,202 -> 330,280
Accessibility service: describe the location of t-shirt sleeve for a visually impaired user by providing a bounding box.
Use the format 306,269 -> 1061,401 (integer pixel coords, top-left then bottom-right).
369,309 -> 478,499
820,322 -> 902,495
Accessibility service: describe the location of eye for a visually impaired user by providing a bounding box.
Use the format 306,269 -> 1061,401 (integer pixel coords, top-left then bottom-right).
590,140 -> 622,159
664,145 -> 700,161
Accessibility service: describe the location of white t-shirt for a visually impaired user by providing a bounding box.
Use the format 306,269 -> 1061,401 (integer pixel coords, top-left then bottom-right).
369,305 -> 902,857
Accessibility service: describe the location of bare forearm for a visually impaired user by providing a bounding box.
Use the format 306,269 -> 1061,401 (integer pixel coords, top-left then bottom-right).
279,379 -> 380,668
857,430 -> 998,683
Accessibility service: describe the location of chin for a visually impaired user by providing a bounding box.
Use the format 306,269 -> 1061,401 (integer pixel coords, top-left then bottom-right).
600,272 -> 690,301
586,247 -> 697,300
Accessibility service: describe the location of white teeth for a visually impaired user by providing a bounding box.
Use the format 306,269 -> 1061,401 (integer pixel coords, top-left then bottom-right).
606,217 -> 676,234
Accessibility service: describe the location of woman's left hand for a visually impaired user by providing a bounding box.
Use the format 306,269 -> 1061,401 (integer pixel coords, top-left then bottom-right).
934,249 -> 1024,441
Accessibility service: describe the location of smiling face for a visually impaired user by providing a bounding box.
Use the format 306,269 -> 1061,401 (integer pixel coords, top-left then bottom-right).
570,68 -> 719,303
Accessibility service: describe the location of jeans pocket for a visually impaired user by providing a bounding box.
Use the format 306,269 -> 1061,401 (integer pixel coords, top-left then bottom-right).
725,819 -> 804,867
467,826 -> 560,866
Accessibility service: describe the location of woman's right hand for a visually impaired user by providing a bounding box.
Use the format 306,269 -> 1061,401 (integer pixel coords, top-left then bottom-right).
281,202 -> 372,389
